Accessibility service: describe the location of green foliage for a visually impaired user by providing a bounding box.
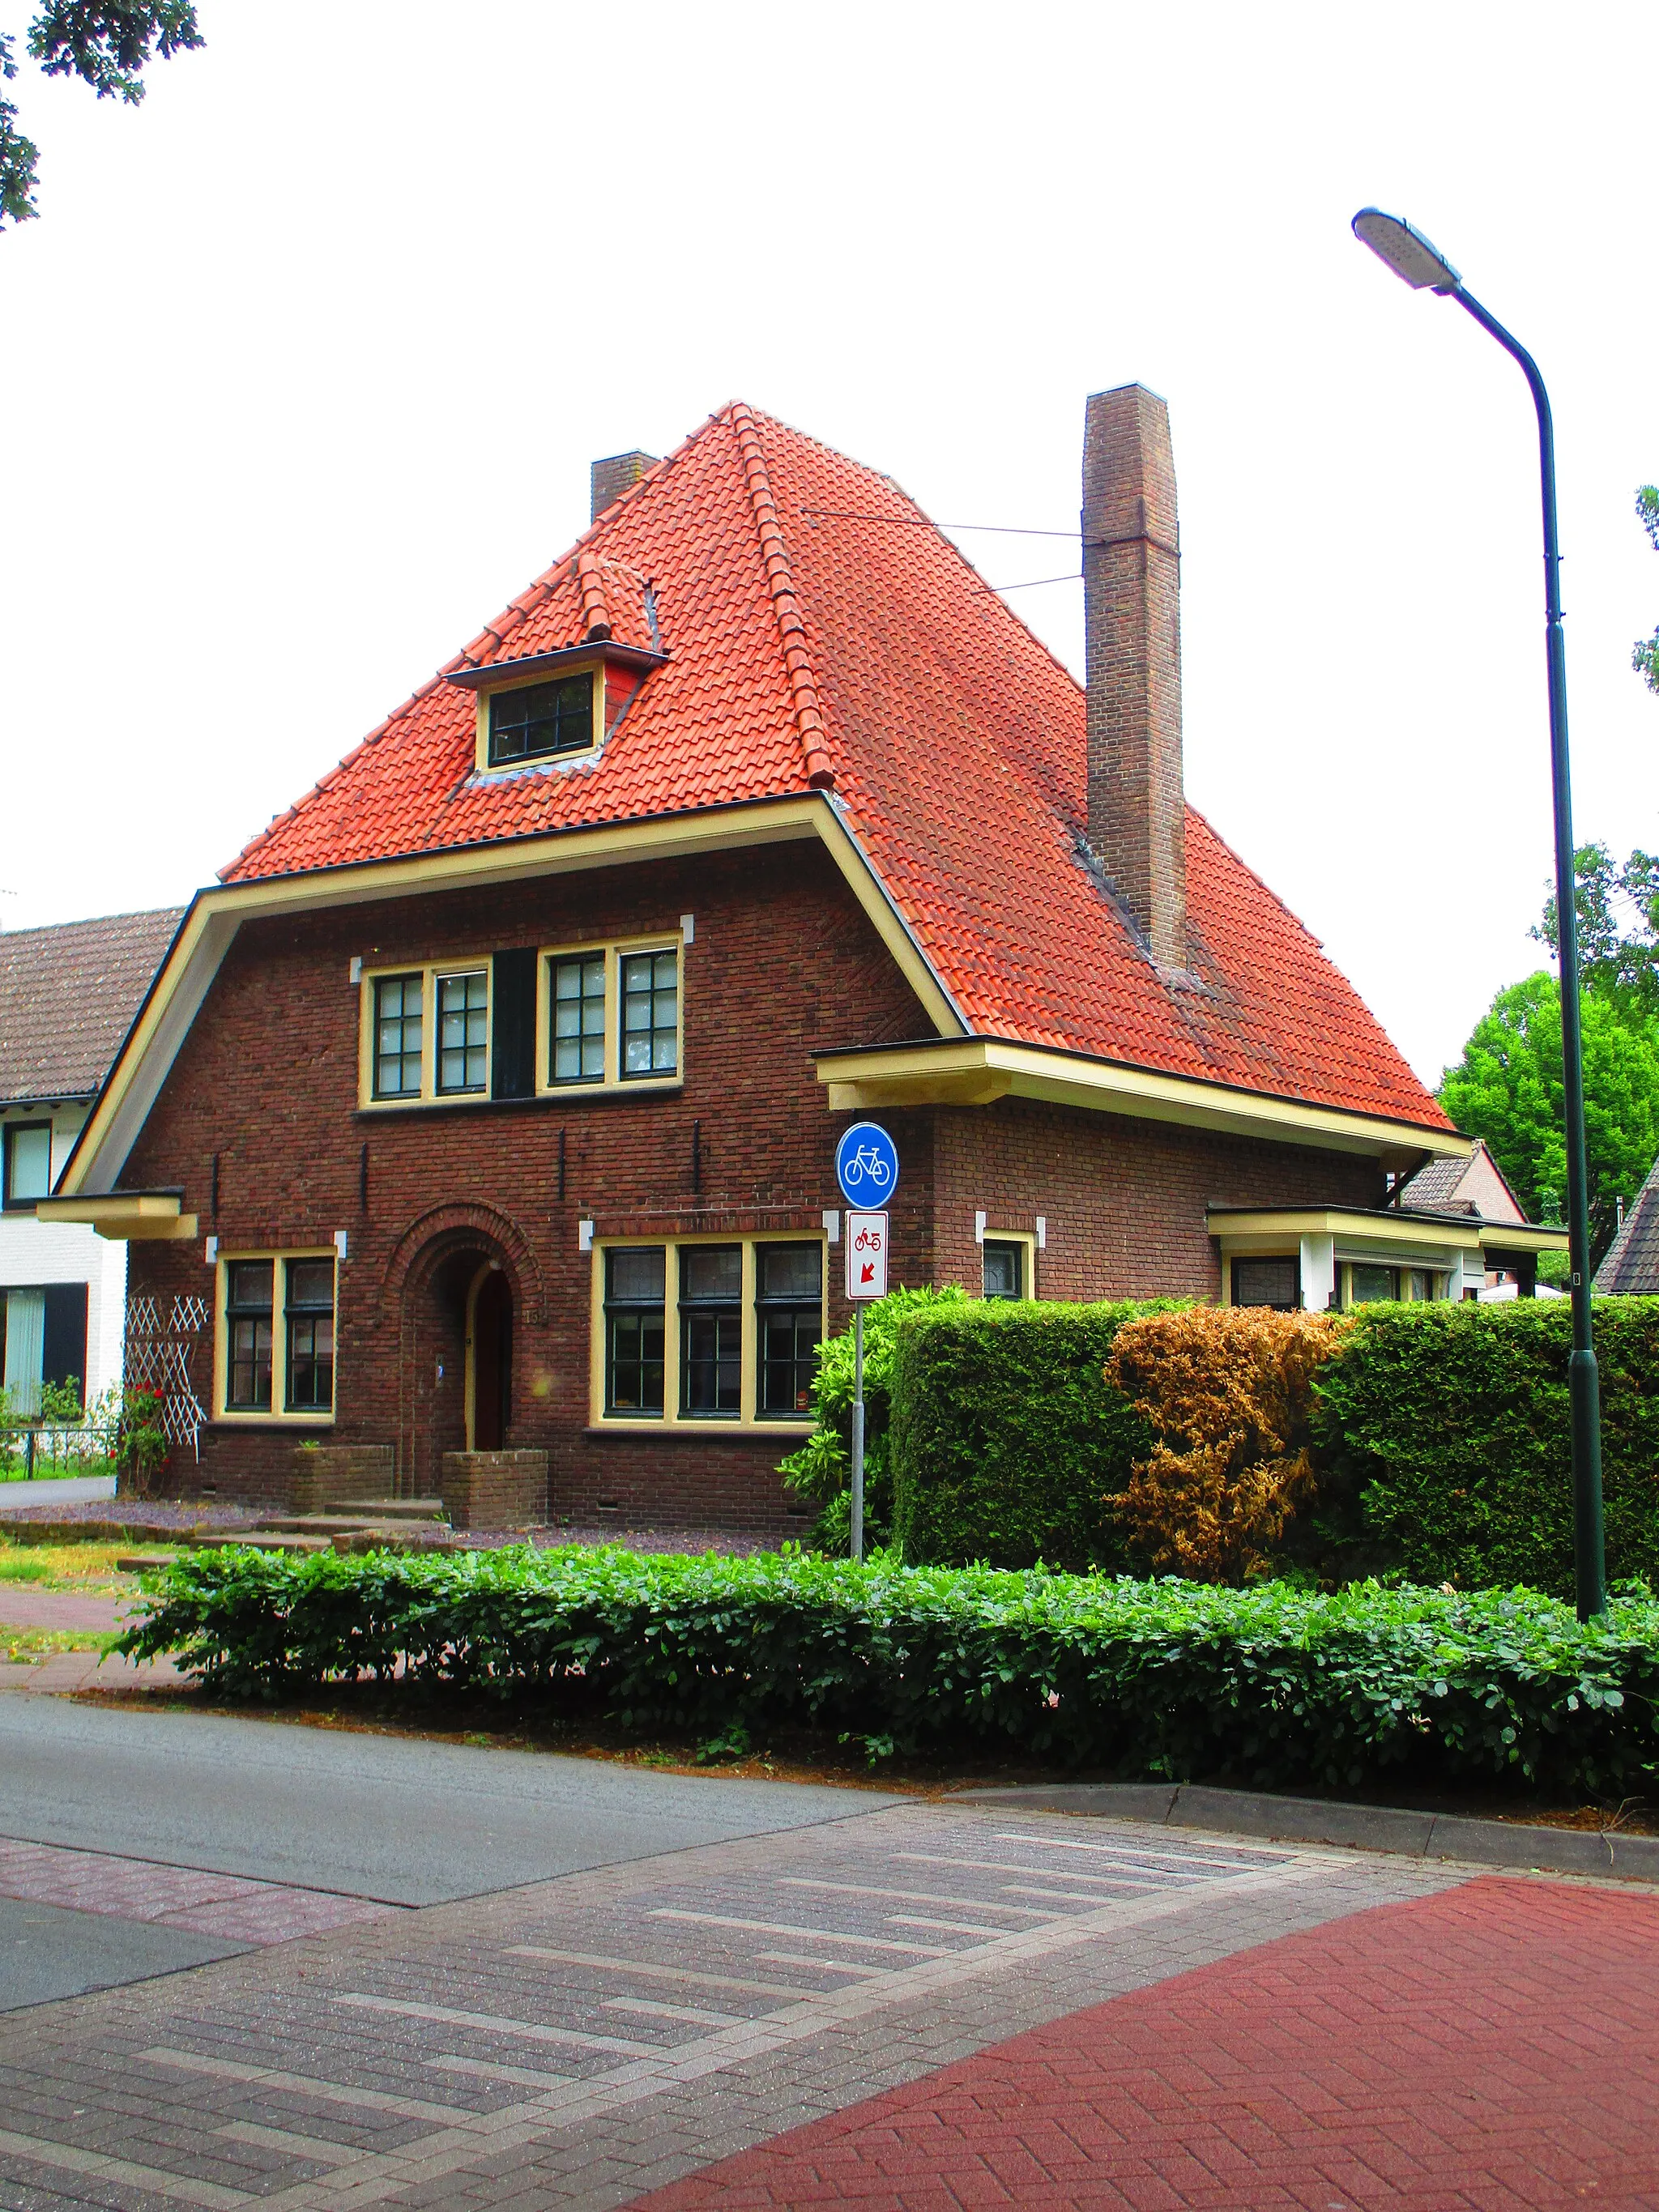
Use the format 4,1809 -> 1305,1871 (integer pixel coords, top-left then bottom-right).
889,1299 -> 1177,1569
778,1285 -> 970,1550
1438,970 -> 1659,1264
113,1381 -> 168,1491
1634,487 -> 1659,698
1533,840 -> 1659,1019
1315,1300 -> 1659,1596
115,1544 -> 1659,1798
1,2 -> 202,230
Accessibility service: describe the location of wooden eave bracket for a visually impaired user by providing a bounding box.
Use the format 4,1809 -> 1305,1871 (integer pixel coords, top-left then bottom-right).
36,1191 -> 198,1242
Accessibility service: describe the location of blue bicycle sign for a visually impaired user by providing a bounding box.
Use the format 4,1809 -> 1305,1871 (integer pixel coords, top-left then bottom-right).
835,1122 -> 899,1208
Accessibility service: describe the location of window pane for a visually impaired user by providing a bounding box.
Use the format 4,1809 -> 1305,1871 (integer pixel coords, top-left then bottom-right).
488,674 -> 594,765
681,1246 -> 741,1301
1234,1259 -> 1299,1311
605,1246 -> 666,1415
226,1260 -> 274,1410
983,1241 -> 1023,1299
551,953 -> 606,1083
437,970 -> 488,1093
373,974 -> 424,1097
681,1309 -> 742,1414
1350,1264 -> 1397,1306
5,1124 -> 51,1204
284,1255 -> 335,1413
608,1247 -> 665,1302
759,1243 -> 821,1299
621,948 -> 678,1078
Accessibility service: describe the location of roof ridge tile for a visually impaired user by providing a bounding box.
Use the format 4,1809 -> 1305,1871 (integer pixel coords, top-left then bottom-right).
574,548 -> 612,641
728,401 -> 836,792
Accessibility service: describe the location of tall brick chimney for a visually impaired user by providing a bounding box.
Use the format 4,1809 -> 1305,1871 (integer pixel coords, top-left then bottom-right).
1081,384 -> 1185,970
591,450 -> 659,522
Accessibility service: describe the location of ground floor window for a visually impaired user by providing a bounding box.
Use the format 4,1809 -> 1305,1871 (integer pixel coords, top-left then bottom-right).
604,1246 -> 667,1415
982,1238 -> 1026,1299
218,1253 -> 336,1420
1232,1257 -> 1300,1311
1341,1263 -> 1444,1308
595,1237 -> 824,1429
0,1283 -> 88,1416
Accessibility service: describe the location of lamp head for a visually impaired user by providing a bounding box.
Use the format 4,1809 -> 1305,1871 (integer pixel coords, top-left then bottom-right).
1351,208 -> 1461,295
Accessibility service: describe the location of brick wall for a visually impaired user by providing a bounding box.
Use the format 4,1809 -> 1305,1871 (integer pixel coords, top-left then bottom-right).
123,841 -> 931,1532
120,839 -> 1391,1531
441,1449 -> 549,1530
932,1099 -> 1383,1302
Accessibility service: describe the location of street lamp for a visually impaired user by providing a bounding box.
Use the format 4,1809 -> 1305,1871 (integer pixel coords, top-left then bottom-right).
1352,207 -> 1606,1622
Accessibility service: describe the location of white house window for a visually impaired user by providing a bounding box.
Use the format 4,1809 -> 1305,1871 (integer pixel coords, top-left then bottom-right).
2,1122 -> 52,1210
436,970 -> 488,1094
621,949 -> 679,1079
1233,1258 -> 1300,1311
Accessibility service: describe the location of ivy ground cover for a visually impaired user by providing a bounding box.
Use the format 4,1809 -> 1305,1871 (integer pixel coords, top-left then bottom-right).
116,1545 -> 1659,1799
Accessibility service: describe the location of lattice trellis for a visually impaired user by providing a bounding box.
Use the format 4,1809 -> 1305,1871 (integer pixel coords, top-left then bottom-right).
124,1294 -> 210,1457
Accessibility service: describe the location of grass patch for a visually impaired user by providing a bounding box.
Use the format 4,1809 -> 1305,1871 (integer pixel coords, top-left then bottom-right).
2,1627 -> 115,1660
0,1537 -> 134,1592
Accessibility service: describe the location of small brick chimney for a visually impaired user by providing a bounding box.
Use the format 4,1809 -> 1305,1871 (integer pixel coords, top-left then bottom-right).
591,450 -> 659,523
1081,384 -> 1185,970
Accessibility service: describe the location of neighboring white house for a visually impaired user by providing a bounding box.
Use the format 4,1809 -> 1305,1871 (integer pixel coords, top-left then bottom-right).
0,909 -> 182,1413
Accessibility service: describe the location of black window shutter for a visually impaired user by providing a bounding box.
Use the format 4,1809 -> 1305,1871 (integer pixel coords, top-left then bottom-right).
41,1283 -> 89,1402
491,948 -> 539,1101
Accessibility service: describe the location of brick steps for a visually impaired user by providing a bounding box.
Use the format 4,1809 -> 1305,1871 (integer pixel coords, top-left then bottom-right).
324,1497 -> 447,1521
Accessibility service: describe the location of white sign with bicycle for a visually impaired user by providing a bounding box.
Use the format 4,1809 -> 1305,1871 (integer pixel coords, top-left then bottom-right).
844,1210 -> 889,1301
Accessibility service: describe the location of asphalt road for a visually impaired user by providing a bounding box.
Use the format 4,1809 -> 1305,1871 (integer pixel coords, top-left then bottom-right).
0,1698 -> 899,1906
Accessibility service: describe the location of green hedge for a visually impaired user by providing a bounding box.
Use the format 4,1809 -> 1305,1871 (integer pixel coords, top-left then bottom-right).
116,1545 -> 1659,1796
1316,1298 -> 1659,1595
889,1299 -> 1174,1569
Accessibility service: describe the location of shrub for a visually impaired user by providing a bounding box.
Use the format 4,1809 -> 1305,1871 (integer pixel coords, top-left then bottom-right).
889,1300 -> 1176,1568
1316,1297 -> 1659,1596
1107,1307 -> 1352,1581
779,1285 -> 970,1550
116,1544 -> 1659,1798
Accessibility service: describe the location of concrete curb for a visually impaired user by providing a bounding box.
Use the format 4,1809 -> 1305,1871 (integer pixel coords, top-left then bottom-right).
951,1781 -> 1659,1884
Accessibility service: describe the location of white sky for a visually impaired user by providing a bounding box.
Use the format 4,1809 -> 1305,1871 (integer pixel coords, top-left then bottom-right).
2,0 -> 1655,1087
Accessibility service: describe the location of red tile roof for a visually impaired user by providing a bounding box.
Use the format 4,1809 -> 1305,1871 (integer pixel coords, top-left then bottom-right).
224,403 -> 1448,1132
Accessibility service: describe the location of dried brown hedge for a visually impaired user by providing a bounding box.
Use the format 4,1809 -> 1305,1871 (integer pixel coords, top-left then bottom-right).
1105,1307 -> 1353,1580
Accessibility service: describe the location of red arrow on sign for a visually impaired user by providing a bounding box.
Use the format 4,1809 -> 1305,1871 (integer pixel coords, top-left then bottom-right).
860,1262 -> 876,1284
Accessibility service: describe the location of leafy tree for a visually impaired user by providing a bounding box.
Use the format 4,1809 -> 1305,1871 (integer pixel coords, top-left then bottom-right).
1,2 -> 201,230
1439,971 -> 1659,1265
1635,486 -> 1659,697
1533,840 -> 1659,1016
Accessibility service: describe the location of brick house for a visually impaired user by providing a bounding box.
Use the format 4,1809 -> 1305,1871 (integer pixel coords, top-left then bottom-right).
41,391 -> 1564,1531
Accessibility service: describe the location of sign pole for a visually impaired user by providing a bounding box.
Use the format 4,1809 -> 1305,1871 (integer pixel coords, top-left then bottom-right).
833,1122 -> 898,1572
851,1303 -> 865,1562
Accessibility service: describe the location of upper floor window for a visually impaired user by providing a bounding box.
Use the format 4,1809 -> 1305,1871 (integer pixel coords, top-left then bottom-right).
437,970 -> 488,1094
2,1121 -> 52,1210
622,949 -> 679,1079
488,674 -> 595,768
373,974 -> 424,1099
551,954 -> 607,1085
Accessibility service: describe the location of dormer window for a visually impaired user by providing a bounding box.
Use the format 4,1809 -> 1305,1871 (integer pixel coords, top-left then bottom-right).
488,673 -> 595,767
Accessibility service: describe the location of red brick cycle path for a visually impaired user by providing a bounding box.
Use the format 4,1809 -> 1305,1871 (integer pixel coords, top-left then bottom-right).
629,1875 -> 1659,2210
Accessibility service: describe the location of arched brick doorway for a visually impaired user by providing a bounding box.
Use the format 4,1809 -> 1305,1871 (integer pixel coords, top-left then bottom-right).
392,1225 -> 526,1496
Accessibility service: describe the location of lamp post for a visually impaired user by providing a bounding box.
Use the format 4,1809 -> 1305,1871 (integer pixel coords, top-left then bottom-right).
1352,209 -> 1606,1622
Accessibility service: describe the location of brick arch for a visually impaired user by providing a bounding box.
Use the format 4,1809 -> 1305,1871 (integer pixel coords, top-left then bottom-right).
377,1202 -> 548,1328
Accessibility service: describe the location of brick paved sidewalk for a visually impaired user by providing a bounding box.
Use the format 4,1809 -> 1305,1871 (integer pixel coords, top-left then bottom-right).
0,1839 -> 401,1944
629,1873 -> 1659,2210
